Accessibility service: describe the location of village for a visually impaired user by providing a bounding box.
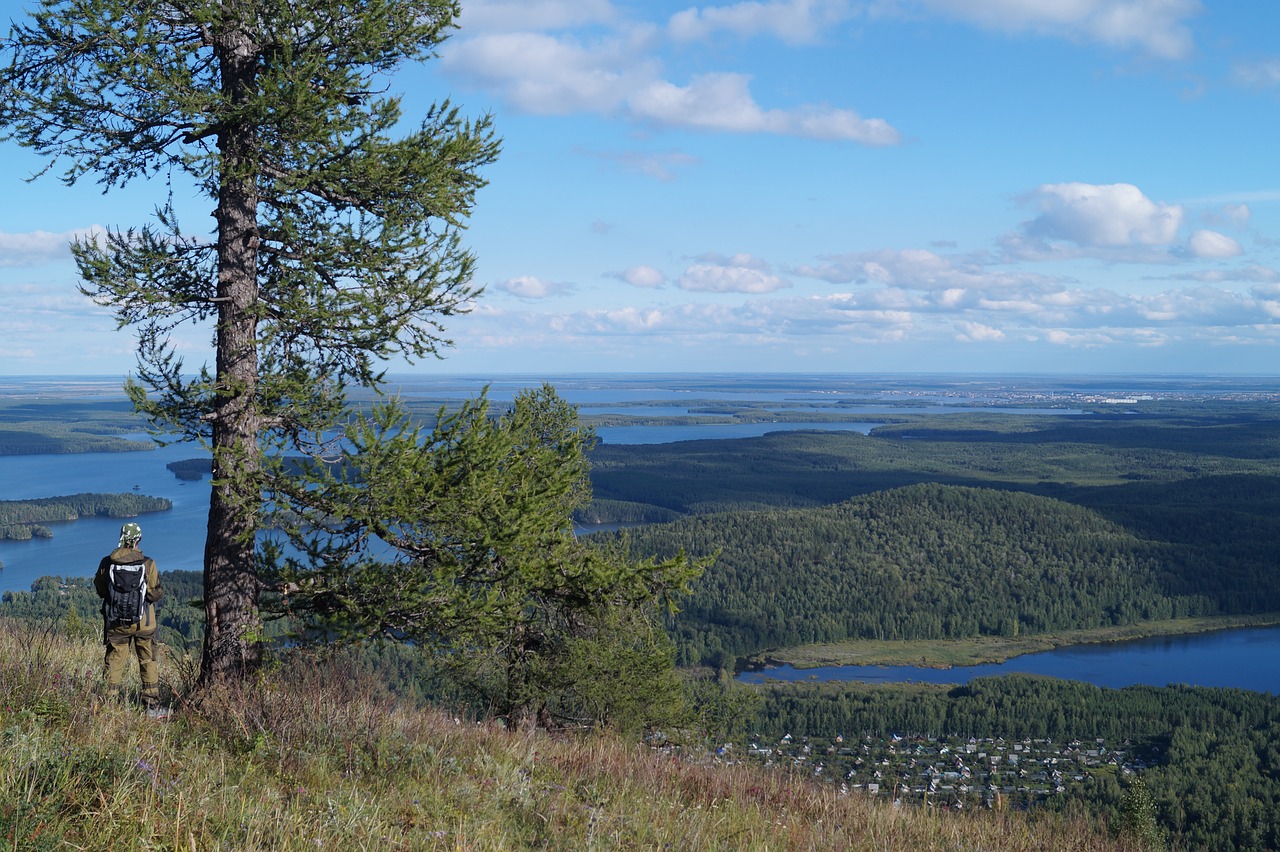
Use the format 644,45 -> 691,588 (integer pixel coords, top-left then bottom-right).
725,732 -> 1155,809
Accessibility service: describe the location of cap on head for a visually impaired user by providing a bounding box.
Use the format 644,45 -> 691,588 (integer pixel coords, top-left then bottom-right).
118,522 -> 142,547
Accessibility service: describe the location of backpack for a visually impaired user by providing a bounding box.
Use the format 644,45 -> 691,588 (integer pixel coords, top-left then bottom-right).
106,557 -> 149,627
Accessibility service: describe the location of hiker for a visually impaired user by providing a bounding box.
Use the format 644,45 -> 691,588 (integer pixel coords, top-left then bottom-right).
94,522 -> 165,715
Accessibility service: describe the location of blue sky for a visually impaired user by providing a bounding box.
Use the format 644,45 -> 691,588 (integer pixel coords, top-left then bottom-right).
4,0 -> 1280,376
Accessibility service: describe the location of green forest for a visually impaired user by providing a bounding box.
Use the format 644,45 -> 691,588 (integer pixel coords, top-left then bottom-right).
0,398 -> 153,455
610,480 -> 1280,666
0,571 -> 205,651
0,493 -> 172,542
584,407 -> 1280,667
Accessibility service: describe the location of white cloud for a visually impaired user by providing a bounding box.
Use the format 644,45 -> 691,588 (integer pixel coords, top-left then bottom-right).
1001,182 -> 1199,261
668,0 -> 855,46
1185,229 -> 1243,259
613,265 -> 667,288
493,275 -> 576,299
449,269 -> 1280,369
793,248 -> 1064,295
954,320 -> 1006,342
1021,182 -> 1182,247
0,227 -> 102,266
630,73 -> 901,143
1045,329 -> 1116,347
908,0 -> 1201,59
441,31 -> 660,115
441,26 -> 900,144
677,254 -> 791,292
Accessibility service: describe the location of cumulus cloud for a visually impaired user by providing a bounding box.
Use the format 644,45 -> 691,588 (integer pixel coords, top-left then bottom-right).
1000,182 -> 1200,262
630,73 -> 901,143
441,31 -> 659,115
441,23 -> 900,144
612,265 -> 667,288
493,275 -> 576,299
668,0 -> 856,46
1185,229 -> 1243,259
954,320 -> 1006,342
1023,182 -> 1181,247
1045,329 -> 1116,347
907,0 -> 1201,59
677,253 -> 791,292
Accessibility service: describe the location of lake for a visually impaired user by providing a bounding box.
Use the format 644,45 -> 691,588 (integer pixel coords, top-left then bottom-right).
0,411 -> 890,591
0,438 -> 211,589
6,374 -> 1034,590
738,626 -> 1280,693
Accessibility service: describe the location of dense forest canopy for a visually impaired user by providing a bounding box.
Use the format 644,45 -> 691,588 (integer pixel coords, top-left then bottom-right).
588,405 -> 1280,666
611,482 -> 1280,666
0,493 -> 172,542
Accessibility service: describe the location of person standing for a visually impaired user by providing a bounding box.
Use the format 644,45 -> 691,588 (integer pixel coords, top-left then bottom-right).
94,522 -> 165,715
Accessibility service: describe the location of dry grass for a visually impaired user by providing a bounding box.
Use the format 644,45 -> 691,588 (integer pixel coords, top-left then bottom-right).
0,617 -> 1144,850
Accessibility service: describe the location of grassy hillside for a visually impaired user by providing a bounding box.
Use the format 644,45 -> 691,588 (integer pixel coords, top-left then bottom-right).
0,618 -> 1139,850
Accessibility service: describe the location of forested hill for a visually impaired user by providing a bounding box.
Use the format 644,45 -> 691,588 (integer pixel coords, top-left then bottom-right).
586,412 -> 1280,517
609,483 -> 1280,667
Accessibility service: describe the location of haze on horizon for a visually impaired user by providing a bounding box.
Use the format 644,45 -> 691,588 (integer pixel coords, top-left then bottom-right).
3,0 -> 1279,377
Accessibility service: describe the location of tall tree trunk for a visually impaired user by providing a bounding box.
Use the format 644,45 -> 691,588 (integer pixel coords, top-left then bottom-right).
201,20 -> 262,685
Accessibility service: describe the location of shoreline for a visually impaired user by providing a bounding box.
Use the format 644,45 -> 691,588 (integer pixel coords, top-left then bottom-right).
742,612 -> 1280,671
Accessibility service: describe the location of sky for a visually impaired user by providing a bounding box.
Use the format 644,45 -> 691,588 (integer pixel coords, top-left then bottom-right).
3,0 -> 1280,376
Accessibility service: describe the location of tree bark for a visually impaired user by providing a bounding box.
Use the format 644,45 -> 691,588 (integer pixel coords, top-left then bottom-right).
201,17 -> 263,684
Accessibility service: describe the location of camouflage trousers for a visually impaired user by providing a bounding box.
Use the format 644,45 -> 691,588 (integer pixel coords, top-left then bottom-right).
103,623 -> 160,706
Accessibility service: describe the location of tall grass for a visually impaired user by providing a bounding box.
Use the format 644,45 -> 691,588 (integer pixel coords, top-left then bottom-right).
0,617 -> 1144,850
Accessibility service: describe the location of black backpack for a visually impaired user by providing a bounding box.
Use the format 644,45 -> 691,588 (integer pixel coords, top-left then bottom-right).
106,557 -> 149,627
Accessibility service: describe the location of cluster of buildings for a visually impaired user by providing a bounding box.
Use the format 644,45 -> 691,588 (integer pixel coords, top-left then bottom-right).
726,733 -> 1154,808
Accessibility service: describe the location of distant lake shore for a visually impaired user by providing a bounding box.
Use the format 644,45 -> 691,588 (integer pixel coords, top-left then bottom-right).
746,612 -> 1280,671
740,619 -> 1280,693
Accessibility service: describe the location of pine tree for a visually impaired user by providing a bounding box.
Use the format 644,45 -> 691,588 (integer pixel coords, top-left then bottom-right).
266,385 -> 707,730
1,0 -> 498,685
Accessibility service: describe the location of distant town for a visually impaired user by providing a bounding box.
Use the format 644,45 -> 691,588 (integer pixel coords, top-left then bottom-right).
724,732 -> 1152,810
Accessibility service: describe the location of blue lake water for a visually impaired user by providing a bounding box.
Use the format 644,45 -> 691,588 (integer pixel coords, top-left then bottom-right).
0,417 -> 881,592
0,439 -> 211,590
739,627 -> 1280,693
